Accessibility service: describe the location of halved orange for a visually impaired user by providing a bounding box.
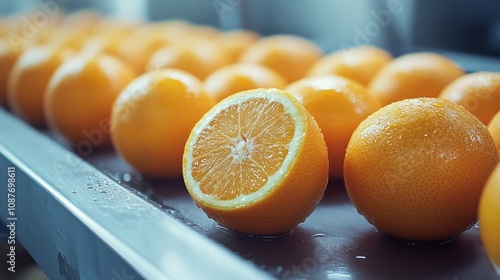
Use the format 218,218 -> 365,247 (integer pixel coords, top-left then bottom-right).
182,88 -> 329,235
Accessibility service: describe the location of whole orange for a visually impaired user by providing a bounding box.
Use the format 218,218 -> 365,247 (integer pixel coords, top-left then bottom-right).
111,69 -> 216,178
114,27 -> 172,74
239,34 -> 323,83
488,111 -> 500,154
479,163 -> 500,270
344,98 -> 499,241
216,29 -> 261,62
368,52 -> 464,106
147,40 -> 231,80
286,75 -> 381,179
44,53 -> 136,149
204,63 -> 287,102
0,38 -> 22,107
183,88 -> 328,234
308,45 -> 393,86
439,72 -> 500,125
7,45 -> 74,126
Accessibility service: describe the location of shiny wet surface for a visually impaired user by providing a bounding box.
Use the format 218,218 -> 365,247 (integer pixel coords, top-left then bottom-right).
81,148 -> 499,280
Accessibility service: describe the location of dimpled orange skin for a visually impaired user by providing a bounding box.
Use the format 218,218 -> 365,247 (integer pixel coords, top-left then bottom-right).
111,69 -> 216,178
7,45 -> 74,126
368,52 -> 465,106
479,163 -> 500,268
239,34 -> 323,83
344,98 -> 499,242
488,111 -> 500,154
45,54 -> 136,147
204,63 -> 288,102
183,89 -> 329,234
439,72 -> 500,125
307,45 -> 393,86
286,75 -> 381,179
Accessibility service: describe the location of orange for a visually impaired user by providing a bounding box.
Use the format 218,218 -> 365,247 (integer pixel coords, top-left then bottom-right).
0,17 -> 17,37
439,72 -> 500,125
204,63 -> 288,102
46,11 -> 102,50
183,88 -> 328,235
0,14 -> 63,49
285,75 -> 381,179
187,24 -> 221,39
81,21 -> 136,58
146,39 -> 231,80
146,20 -> 193,38
368,52 -> 465,106
479,163 -> 500,270
111,69 -> 215,178
488,111 -> 500,154
7,44 -> 74,126
239,34 -> 323,83
344,98 -> 499,242
44,53 -> 136,149
63,9 -> 102,25
0,38 -> 22,107
307,45 -> 393,86
114,26 -> 172,74
216,29 -> 261,62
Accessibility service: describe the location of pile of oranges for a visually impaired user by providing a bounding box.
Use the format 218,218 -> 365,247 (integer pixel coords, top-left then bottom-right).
1,10 -> 500,267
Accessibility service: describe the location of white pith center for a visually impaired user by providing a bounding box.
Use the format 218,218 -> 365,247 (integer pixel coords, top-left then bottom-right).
230,133 -> 254,162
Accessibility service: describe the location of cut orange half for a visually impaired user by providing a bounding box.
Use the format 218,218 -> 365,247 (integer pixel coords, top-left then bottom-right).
182,88 -> 329,235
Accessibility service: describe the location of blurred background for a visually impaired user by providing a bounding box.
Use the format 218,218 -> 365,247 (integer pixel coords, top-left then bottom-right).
1,0 -> 500,58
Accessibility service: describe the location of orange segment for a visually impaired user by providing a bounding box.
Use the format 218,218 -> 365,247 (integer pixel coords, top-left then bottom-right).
344,98 -> 499,242
183,88 -> 329,234
479,163 -> 500,270
439,72 -> 500,125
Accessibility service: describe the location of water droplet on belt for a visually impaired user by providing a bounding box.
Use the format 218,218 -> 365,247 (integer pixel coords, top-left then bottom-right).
123,173 -> 131,182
